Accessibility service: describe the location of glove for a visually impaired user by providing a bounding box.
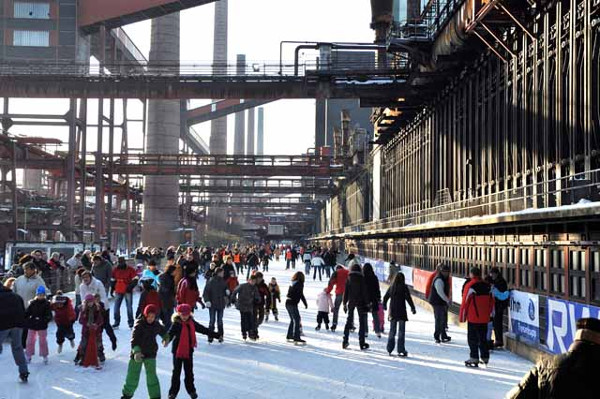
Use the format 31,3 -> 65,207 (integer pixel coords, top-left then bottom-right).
343,305 -> 348,314
210,331 -> 221,339
134,352 -> 143,363
111,340 -> 117,351
411,308 -> 417,315
205,301 -> 212,308
162,339 -> 169,348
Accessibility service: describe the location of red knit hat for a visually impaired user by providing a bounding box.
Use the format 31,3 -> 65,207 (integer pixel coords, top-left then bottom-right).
143,304 -> 158,317
176,304 -> 191,316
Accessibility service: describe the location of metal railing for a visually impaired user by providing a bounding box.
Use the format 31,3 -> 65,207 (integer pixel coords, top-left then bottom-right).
390,0 -> 466,41
0,59 -> 408,79
324,167 -> 600,236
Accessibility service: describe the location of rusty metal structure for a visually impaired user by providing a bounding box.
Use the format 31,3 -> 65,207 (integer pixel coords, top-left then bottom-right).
311,0 -> 600,356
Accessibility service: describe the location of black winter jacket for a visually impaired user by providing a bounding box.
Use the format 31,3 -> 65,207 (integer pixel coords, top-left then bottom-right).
343,271 -> 370,312
507,339 -> 600,399
158,272 -> 176,310
131,316 -> 168,359
383,283 -> 416,321
25,297 -> 53,330
203,275 -> 229,310
167,314 -> 213,355
0,286 -> 26,330
232,283 -> 260,312
285,282 -> 307,307
363,269 -> 382,305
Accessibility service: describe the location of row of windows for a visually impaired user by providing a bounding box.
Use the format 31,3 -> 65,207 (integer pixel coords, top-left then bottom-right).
353,241 -> 600,305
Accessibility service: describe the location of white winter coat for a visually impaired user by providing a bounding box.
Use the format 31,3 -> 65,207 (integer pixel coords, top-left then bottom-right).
316,291 -> 333,313
79,277 -> 108,306
13,274 -> 48,308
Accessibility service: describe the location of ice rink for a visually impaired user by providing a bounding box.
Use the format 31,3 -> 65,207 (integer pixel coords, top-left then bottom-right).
0,259 -> 532,398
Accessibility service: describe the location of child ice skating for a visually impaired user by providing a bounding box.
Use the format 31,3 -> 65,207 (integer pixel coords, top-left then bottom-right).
24,286 -> 52,364
51,290 -> 77,353
266,277 -> 281,322
164,304 -> 219,399
315,289 -> 333,331
121,305 -> 168,399
137,277 -> 163,318
231,274 -> 260,341
75,294 -> 104,368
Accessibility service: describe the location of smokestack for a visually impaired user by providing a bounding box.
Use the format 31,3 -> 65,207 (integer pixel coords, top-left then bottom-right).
247,107 -> 255,155
209,0 -> 228,155
257,107 -> 264,156
234,54 -> 246,155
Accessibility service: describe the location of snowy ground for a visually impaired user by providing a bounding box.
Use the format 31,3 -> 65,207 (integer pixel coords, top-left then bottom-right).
0,259 -> 532,399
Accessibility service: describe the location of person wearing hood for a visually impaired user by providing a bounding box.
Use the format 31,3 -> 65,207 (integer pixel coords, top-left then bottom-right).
342,264 -> 370,350
0,283 -> 29,382
111,257 -> 138,329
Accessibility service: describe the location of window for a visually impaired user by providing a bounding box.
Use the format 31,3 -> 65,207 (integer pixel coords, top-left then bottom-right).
14,2 -> 50,19
13,30 -> 49,47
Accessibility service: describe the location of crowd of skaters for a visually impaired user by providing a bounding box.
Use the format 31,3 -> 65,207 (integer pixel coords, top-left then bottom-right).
1,242 -> 599,398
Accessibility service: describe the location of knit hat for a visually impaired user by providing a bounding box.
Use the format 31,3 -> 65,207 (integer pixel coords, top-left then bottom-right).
176,304 -> 192,316
143,304 -> 158,317
36,286 -> 46,295
84,294 -> 95,302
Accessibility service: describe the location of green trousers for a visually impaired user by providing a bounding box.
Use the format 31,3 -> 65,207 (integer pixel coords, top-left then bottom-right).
122,357 -> 161,398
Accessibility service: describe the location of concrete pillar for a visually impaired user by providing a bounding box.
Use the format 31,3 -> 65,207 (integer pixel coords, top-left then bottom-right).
257,107 -> 264,156
246,107 -> 255,155
141,12 -> 181,248
209,0 -> 228,155
233,54 -> 246,155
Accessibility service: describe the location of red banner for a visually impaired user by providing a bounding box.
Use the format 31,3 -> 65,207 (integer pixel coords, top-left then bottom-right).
413,268 -> 434,294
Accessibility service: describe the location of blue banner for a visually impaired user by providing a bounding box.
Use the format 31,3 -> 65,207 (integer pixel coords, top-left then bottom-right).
546,298 -> 600,354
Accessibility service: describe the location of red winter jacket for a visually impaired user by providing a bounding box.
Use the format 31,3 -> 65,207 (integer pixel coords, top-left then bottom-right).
112,266 -> 138,294
327,267 -> 349,296
51,297 -> 76,326
177,278 -> 200,308
137,290 -> 162,317
459,277 -> 494,324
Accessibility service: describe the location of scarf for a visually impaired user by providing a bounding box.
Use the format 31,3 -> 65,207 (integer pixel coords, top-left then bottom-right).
175,319 -> 197,359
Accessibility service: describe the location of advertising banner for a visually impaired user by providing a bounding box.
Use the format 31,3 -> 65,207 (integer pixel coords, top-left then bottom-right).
508,290 -> 540,344
400,266 -> 414,287
413,269 -> 434,294
451,277 -> 467,304
546,298 -> 600,354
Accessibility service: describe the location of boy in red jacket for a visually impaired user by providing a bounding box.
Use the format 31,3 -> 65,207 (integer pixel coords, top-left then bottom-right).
51,290 -> 76,353
459,267 -> 494,367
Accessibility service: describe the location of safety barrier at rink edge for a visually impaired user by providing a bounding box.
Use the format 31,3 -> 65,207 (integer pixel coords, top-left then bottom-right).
350,252 -> 600,358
